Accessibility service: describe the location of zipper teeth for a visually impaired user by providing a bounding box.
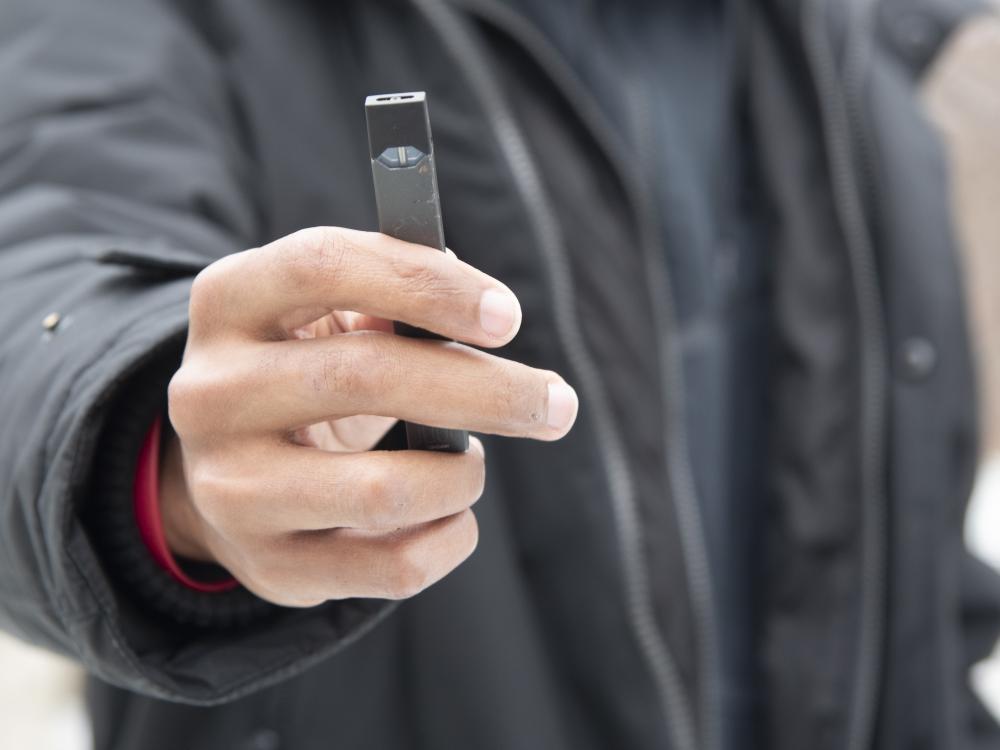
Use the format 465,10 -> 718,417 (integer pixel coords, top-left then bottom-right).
802,2 -> 888,750
627,84 -> 720,750
410,1 -> 699,748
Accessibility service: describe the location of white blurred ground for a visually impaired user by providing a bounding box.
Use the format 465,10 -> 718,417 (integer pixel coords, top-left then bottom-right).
0,462 -> 998,750
968,461 -> 1000,714
0,631 -> 90,750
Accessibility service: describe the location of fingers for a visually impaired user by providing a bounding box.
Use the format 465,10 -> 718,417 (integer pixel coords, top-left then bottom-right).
169,223 -> 580,608
188,227 -> 522,348
192,439 -> 486,534
170,333 -> 579,440
237,510 -> 480,606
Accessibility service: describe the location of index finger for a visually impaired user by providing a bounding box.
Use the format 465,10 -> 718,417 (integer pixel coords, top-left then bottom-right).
189,227 -> 522,347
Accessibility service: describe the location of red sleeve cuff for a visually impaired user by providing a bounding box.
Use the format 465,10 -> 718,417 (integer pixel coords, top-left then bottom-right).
133,415 -> 238,593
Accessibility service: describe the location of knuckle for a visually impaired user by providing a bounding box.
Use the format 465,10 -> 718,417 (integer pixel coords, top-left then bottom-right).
244,566 -> 288,600
166,371 -> 192,431
166,364 -> 230,436
187,258 -> 233,326
239,541 -> 293,594
286,227 -> 352,288
188,269 -> 216,314
312,345 -> 366,398
311,338 -> 397,402
392,255 -> 463,304
379,514 -> 478,600
383,542 -> 431,600
393,255 -> 440,290
188,464 -> 243,531
362,336 -> 400,394
359,467 -> 407,528
488,362 -> 541,427
518,369 -> 551,429
166,369 -> 204,436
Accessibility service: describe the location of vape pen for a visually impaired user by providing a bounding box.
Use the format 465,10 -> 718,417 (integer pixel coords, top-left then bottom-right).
366,91 -> 469,453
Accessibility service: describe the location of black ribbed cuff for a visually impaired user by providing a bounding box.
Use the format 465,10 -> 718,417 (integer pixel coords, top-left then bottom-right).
83,335 -> 275,628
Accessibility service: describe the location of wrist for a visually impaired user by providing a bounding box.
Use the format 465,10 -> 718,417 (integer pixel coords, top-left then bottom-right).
134,415 -> 237,592
158,425 -> 214,562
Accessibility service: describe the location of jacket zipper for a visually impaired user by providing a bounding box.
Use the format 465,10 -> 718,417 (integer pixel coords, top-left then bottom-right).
801,2 -> 888,749
624,63 -> 722,750
410,2 -> 719,749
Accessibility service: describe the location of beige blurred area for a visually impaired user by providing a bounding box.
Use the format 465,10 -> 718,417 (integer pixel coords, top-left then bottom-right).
923,7 -> 1000,719
924,11 -> 1000,458
0,10 -> 998,750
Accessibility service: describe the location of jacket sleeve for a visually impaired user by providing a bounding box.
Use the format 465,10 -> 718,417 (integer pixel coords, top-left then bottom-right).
0,0 -> 392,705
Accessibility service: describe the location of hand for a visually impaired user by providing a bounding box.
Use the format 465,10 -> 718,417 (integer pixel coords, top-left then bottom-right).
161,227 -> 578,607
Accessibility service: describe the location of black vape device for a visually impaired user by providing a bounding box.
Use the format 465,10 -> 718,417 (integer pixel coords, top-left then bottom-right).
365,92 -> 469,453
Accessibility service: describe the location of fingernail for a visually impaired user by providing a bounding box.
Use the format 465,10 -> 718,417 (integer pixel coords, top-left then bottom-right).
479,289 -> 518,339
546,382 -> 578,432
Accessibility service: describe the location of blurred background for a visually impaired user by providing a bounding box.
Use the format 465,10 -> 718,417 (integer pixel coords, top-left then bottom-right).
0,8 -> 998,750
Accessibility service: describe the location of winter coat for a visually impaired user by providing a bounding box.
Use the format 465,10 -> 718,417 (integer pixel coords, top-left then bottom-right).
0,1 -> 997,749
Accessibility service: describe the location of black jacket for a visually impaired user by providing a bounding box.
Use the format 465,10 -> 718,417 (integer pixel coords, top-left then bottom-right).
0,1 -> 998,749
